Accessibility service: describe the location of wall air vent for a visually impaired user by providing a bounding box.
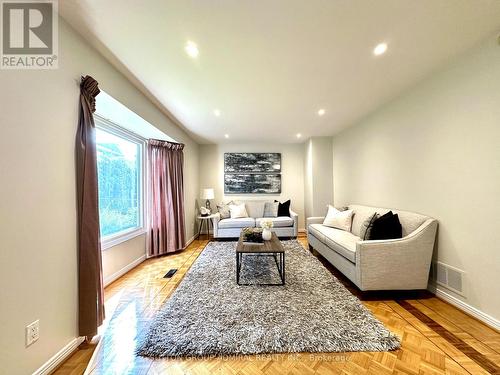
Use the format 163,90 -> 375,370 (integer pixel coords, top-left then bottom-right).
436,263 -> 448,285
432,261 -> 465,296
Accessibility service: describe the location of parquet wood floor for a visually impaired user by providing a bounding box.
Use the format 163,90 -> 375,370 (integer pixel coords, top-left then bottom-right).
54,235 -> 500,374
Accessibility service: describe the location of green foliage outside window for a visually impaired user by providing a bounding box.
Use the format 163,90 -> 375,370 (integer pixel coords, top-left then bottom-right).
96,129 -> 141,238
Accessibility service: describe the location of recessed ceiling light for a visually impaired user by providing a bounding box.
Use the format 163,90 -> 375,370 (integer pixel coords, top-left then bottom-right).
296,133 -> 302,138
373,42 -> 388,56
224,134 -> 229,139
317,109 -> 325,116
185,41 -> 199,58
214,109 -> 221,117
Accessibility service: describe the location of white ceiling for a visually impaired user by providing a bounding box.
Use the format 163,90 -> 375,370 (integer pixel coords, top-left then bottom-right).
60,0 -> 500,144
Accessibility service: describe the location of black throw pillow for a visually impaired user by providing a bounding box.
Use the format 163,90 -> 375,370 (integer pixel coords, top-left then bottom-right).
369,211 -> 402,240
275,200 -> 291,217
373,211 -> 393,224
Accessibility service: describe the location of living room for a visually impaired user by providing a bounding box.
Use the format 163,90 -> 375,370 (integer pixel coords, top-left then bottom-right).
1,1 -> 499,374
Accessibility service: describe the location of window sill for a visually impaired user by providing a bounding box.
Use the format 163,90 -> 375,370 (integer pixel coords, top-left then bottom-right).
101,228 -> 146,251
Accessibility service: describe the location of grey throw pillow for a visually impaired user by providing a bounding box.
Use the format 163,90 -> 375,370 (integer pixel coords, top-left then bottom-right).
217,201 -> 233,219
263,202 -> 279,217
360,212 -> 379,240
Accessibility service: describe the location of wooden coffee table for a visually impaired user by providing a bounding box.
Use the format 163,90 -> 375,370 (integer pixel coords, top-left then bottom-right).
236,232 -> 285,285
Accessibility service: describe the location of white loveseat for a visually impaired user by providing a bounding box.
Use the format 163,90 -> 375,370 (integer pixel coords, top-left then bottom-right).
213,200 -> 298,239
307,204 -> 438,291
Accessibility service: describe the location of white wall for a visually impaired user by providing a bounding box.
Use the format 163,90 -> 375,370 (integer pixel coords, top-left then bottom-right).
0,19 -> 199,375
304,137 -> 334,218
304,140 -> 314,218
199,143 -> 305,229
332,35 -> 500,321
102,234 -> 146,285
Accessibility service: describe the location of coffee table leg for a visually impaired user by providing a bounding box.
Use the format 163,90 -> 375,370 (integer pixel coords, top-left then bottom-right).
273,252 -> 280,270
236,253 -> 240,284
281,252 -> 285,285
236,253 -> 242,285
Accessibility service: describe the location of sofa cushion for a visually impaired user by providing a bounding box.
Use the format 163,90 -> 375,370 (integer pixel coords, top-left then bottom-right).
350,206 -> 380,237
395,211 -> 428,237
217,201 -> 233,219
349,204 -> 429,237
263,201 -> 279,217
244,201 -> 266,218
308,224 -> 359,263
256,216 -> 294,228
229,203 -> 249,218
323,205 -> 353,231
218,217 -> 256,229
369,212 -> 402,240
275,200 -> 291,217
359,212 -> 379,240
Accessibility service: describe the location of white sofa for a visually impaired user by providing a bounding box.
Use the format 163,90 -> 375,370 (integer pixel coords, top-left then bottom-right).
307,204 -> 438,291
213,200 -> 298,239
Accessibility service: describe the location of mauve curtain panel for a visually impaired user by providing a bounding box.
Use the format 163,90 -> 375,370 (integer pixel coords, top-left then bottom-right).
75,75 -> 105,338
148,139 -> 186,257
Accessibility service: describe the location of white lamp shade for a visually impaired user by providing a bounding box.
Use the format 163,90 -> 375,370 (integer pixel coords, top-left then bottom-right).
202,188 -> 214,200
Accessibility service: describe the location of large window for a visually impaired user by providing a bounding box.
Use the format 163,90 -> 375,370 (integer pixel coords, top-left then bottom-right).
95,117 -> 145,248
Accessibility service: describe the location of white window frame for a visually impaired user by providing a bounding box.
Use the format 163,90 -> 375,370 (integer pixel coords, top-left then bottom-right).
95,115 -> 147,250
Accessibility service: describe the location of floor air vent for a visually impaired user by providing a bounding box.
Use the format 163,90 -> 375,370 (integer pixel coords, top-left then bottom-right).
163,269 -> 178,278
432,261 -> 465,296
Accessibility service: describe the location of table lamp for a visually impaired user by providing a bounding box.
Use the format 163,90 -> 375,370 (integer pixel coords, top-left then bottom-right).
202,188 -> 214,214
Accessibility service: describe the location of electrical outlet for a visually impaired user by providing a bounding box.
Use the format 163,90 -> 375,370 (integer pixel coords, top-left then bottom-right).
26,320 -> 39,347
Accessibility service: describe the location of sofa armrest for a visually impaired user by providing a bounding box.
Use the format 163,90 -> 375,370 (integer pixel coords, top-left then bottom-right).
211,212 -> 221,236
355,219 -> 438,290
289,209 -> 299,236
306,216 -> 325,227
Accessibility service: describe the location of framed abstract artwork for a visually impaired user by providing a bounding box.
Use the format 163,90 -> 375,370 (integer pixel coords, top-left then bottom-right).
224,153 -> 282,194
224,173 -> 281,194
224,153 -> 281,173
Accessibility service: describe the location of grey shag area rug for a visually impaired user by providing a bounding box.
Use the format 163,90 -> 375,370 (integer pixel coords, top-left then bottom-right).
138,240 -> 400,357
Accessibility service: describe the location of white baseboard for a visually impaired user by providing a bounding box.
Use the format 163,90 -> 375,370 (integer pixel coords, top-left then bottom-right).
33,336 -> 85,375
430,285 -> 500,331
184,234 -> 197,248
103,255 -> 146,287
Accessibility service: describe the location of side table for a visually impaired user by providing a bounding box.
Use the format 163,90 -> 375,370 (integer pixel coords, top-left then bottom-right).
197,214 -> 217,240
